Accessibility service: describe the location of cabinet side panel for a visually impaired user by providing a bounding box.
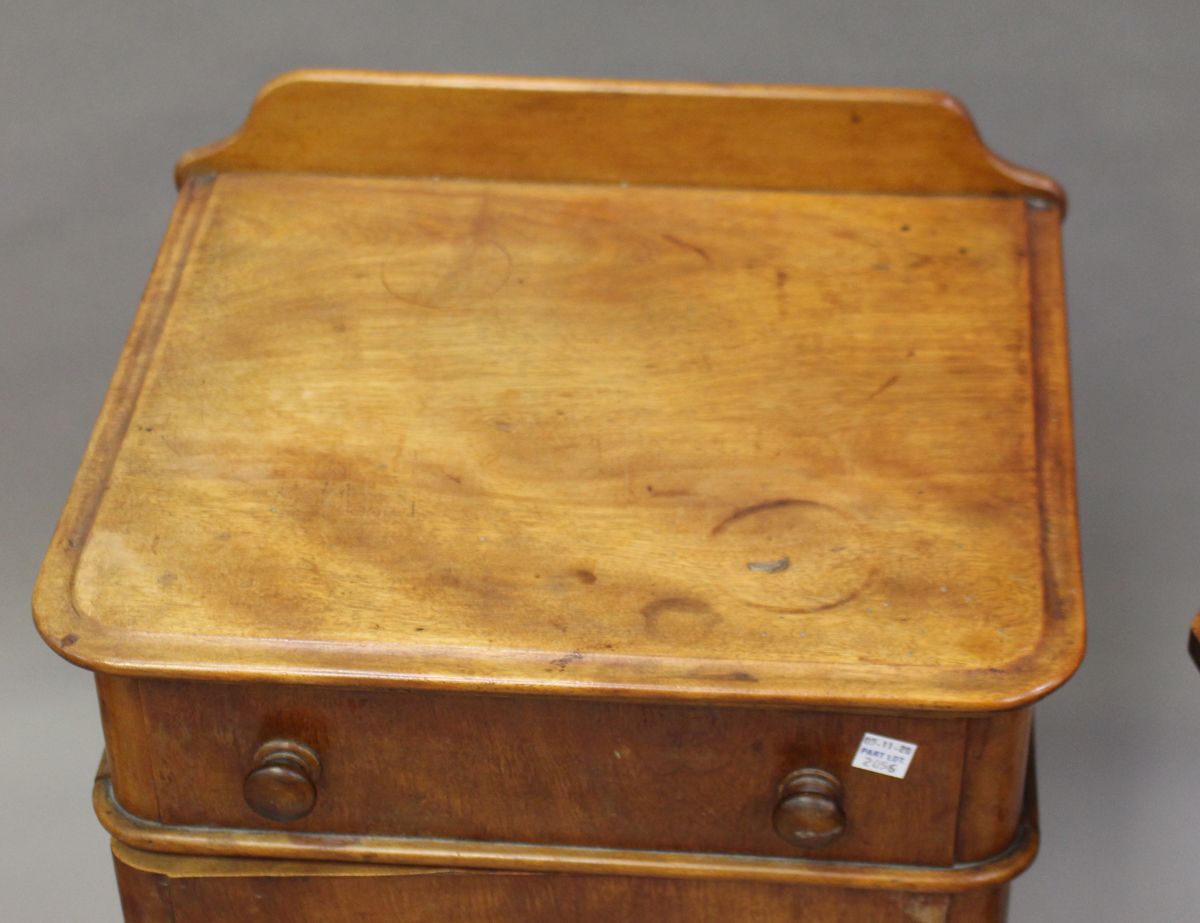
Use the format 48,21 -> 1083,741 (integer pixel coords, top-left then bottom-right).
97,673 -> 160,821
954,708 -> 1031,861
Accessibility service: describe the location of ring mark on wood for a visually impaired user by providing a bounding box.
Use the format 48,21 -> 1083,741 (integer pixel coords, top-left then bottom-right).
743,575 -> 875,614
711,498 -> 830,537
380,233 -> 512,310
710,500 -> 873,613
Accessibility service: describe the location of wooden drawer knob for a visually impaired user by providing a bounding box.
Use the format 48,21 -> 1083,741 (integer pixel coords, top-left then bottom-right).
243,739 -> 321,822
771,768 -> 845,849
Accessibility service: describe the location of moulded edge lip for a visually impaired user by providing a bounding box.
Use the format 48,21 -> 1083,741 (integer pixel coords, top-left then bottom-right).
95,753 -> 1040,891
30,599 -> 1086,716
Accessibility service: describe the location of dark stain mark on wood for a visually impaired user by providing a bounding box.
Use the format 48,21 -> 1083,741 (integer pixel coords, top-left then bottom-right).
549,651 -> 584,669
642,597 -> 721,637
571,569 -> 597,585
868,373 -> 900,400
60,633 -> 79,648
662,234 -> 711,263
687,668 -> 758,682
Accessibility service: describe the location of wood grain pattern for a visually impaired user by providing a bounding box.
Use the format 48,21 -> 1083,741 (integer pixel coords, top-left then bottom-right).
95,674 -> 160,822
168,876 -> 955,923
100,777 -> 1036,895
947,885 -> 1009,923
33,176 -> 214,673
35,170 -> 1084,713
1024,201 -> 1086,686
954,709 -> 1032,862
113,850 -> 174,923
124,678 -> 967,866
175,70 -> 1064,212
112,843 -> 966,923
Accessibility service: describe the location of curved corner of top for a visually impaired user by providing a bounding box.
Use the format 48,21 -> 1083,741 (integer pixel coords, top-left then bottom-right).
31,545 -> 102,675
981,611 -> 1087,715
172,70 -> 1066,207
921,88 -> 1065,212
174,69 -> 334,187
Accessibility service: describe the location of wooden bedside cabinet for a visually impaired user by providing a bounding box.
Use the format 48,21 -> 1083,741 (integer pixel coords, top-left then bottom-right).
34,71 -> 1084,923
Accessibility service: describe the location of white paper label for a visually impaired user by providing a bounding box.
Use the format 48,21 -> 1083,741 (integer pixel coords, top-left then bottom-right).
851,732 -> 918,779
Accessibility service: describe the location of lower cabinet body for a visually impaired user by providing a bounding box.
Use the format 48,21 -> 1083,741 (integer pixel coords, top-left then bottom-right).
113,843 -> 1010,923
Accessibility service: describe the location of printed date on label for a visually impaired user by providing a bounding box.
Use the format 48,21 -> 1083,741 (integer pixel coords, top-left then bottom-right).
851,732 -> 918,779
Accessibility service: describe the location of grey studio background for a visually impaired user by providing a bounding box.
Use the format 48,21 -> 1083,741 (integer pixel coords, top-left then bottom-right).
3,2 -> 1198,920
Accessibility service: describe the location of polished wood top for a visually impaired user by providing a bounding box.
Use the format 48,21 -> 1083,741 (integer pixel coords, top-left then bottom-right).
34,75 -> 1083,711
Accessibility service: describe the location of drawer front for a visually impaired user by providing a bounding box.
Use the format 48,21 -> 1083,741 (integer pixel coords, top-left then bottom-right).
107,677 -> 968,866
114,846 -> 980,923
